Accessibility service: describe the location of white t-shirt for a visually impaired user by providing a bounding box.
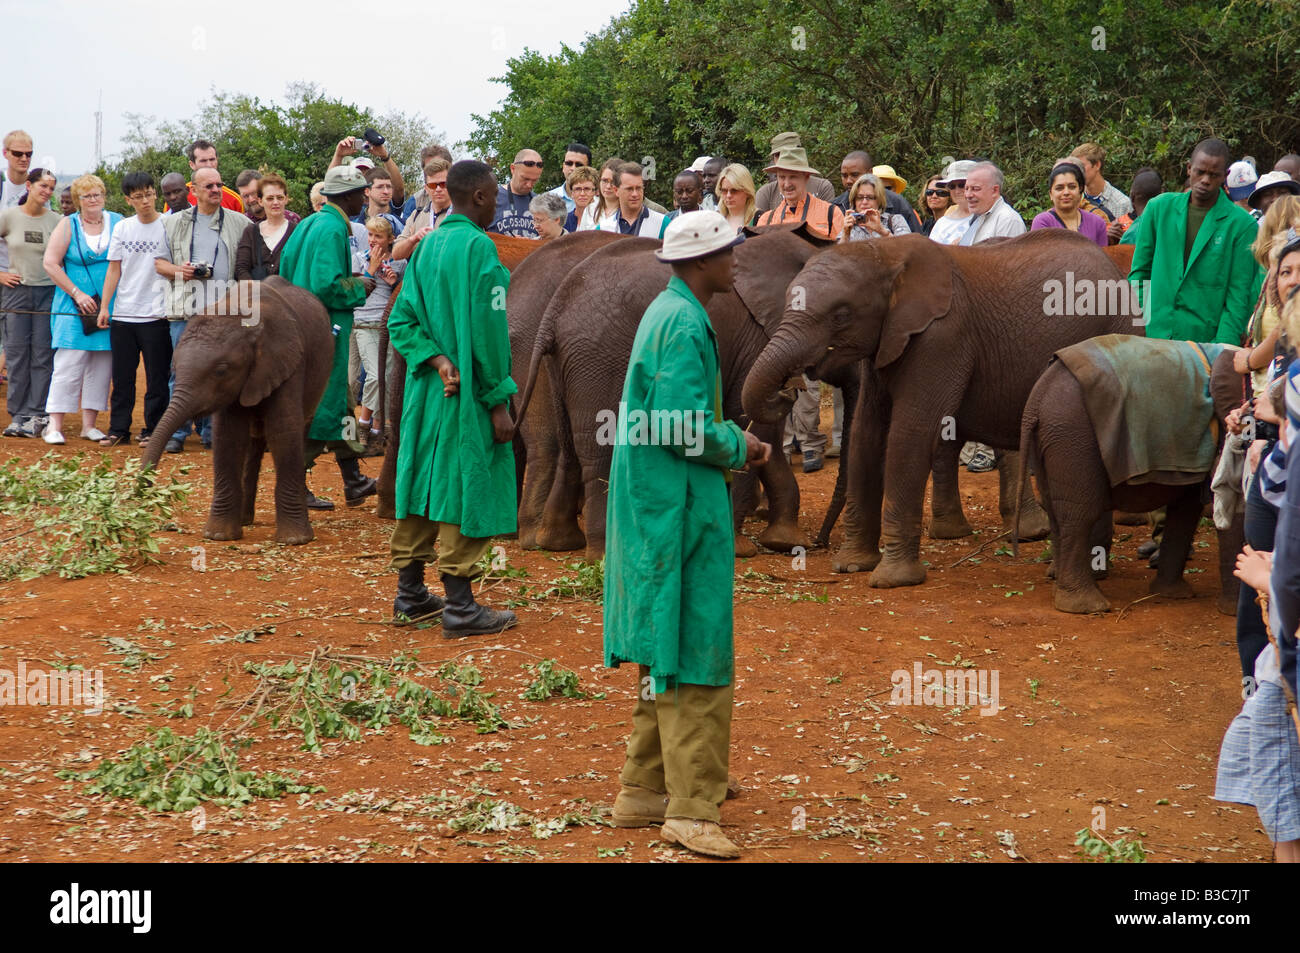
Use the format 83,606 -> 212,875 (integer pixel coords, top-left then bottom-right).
0,175 -> 26,271
929,213 -> 973,245
107,215 -> 170,322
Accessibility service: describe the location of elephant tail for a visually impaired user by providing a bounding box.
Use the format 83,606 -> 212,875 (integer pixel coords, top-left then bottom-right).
513,292 -> 558,430
1013,386 -> 1041,559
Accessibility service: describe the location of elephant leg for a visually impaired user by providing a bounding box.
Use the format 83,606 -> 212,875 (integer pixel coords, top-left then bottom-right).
999,450 -> 1049,541
870,389 -> 954,587
376,349 -> 405,521
204,410 -> 246,541
1216,515 -> 1245,617
1037,403 -> 1110,613
1149,488 -> 1199,600
755,421 -> 802,552
240,431 -> 264,526
731,466 -> 760,557
929,438 -> 973,539
518,367 -> 562,549
535,374 -> 587,552
835,372 -> 884,573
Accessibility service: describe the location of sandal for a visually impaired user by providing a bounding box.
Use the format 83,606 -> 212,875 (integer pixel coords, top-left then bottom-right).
99,434 -> 129,447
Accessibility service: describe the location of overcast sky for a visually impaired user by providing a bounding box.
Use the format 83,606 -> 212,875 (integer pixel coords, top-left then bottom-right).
9,0 -> 632,175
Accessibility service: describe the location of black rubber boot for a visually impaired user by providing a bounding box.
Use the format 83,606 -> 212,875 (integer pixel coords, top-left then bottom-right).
304,479 -> 334,510
393,561 -> 445,623
441,574 -> 517,638
339,457 -> 377,507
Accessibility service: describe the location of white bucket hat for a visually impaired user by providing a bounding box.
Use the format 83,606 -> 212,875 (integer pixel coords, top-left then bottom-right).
655,210 -> 745,262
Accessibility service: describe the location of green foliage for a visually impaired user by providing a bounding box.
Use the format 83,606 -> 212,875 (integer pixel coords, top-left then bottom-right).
521,658 -> 592,701
471,0 -> 1300,213
1075,828 -> 1147,863
542,560 -> 605,602
58,727 -> 319,812
0,453 -> 190,581
100,82 -> 445,219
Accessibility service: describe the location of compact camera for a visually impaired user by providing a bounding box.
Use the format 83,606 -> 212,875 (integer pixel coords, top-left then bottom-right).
191,261 -> 213,279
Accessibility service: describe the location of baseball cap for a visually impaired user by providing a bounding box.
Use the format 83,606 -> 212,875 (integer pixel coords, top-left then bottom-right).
352,155 -> 377,172
1226,159 -> 1259,201
655,210 -> 744,262
688,156 -> 711,172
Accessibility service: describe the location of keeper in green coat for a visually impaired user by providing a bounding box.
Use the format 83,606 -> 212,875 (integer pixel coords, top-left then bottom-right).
278,165 -> 378,509
1128,138 -> 1263,344
603,210 -> 769,860
384,159 -> 518,638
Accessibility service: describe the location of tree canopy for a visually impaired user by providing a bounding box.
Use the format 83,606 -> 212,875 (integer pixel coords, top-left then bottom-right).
98,83 -> 445,217
468,0 -> 1300,214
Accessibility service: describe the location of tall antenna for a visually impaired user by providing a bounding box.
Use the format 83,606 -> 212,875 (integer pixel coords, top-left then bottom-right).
94,90 -> 103,170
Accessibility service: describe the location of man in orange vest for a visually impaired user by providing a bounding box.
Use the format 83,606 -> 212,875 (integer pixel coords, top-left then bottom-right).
754,147 -> 844,240
169,139 -> 244,213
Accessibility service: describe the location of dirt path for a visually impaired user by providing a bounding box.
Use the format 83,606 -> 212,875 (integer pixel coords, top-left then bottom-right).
0,422 -> 1264,863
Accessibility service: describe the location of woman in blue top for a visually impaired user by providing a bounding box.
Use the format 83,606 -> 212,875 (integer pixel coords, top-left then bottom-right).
40,174 -> 120,444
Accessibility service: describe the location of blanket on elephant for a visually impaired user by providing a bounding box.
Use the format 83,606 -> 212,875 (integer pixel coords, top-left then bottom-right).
1054,334 -> 1228,487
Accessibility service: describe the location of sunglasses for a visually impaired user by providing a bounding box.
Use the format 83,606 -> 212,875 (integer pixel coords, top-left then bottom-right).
925,188 -> 950,197
516,160 -> 543,168
8,150 -> 33,159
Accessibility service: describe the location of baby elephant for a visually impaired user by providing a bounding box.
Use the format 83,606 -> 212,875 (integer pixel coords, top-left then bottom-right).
1017,335 -> 1233,613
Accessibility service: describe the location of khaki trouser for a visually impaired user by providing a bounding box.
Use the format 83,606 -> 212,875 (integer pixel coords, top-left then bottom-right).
783,374 -> 827,455
389,514 -> 491,578
620,664 -> 733,822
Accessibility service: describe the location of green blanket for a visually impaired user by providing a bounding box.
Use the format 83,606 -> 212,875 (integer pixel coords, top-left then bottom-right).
1053,335 -> 1227,487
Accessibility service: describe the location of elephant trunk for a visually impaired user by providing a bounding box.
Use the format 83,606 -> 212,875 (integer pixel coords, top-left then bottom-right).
742,315 -> 832,424
142,390 -> 201,468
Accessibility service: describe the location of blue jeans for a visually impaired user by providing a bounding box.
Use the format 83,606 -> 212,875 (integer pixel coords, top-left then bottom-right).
168,320 -> 211,445
1237,446 -> 1279,679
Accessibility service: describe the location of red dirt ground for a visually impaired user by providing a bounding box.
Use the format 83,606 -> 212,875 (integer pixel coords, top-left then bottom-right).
0,396 -> 1266,863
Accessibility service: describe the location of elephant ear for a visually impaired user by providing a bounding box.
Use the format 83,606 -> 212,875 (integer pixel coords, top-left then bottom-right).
874,236 -> 955,370
240,279 -> 305,407
733,231 -> 820,337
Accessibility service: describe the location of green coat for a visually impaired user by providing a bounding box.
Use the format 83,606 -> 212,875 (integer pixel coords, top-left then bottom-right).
603,277 -> 748,689
386,215 -> 517,538
278,203 -> 369,441
1128,189 -> 1262,343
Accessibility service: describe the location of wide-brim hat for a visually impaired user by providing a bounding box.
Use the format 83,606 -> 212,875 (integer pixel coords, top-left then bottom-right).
937,159 -> 976,187
873,165 -> 907,192
764,147 -> 819,177
655,210 -> 745,262
1249,170 -> 1300,208
769,131 -> 802,152
321,166 -> 369,196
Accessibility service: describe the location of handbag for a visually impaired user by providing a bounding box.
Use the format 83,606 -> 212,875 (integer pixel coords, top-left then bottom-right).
73,217 -> 109,335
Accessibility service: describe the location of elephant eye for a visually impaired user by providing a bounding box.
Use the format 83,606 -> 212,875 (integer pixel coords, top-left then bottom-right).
214,362 -> 230,376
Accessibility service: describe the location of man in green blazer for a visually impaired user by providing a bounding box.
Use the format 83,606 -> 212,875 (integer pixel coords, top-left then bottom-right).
1128,138 -> 1262,344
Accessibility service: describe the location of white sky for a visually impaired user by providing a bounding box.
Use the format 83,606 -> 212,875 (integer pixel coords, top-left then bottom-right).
7,0 -> 633,175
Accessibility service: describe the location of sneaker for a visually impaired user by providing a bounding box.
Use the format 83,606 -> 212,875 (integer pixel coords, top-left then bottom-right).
164,438 -> 184,454
965,446 -> 996,473
19,416 -> 46,438
81,427 -> 107,442
2,419 -> 25,438
42,426 -> 65,445
802,449 -> 824,473
825,443 -> 841,459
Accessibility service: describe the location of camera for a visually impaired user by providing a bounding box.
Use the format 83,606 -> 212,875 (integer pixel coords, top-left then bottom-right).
354,128 -> 385,153
850,212 -> 866,223
191,261 -> 213,279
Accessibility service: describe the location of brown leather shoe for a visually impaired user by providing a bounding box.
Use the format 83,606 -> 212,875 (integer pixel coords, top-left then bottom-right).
611,786 -> 667,827
661,818 -> 740,859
